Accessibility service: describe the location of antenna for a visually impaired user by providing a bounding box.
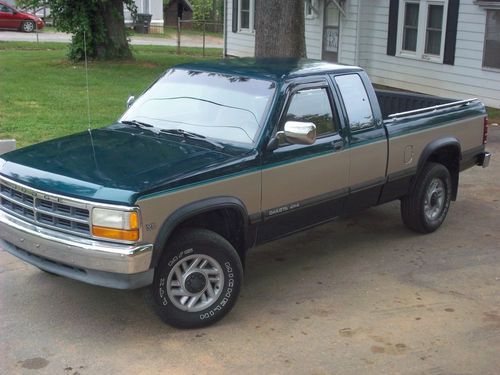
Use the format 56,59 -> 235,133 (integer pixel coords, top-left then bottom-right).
83,30 -> 98,169
83,30 -> 92,130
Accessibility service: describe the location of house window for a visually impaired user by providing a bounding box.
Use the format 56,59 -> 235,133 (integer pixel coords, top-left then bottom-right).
397,0 -> 448,62
239,0 -> 255,31
402,2 -> 419,51
483,10 -> 500,69
305,0 -> 318,19
425,4 -> 444,54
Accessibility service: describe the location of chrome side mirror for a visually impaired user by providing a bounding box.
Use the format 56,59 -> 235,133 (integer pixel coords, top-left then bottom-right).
126,95 -> 135,108
277,121 -> 317,145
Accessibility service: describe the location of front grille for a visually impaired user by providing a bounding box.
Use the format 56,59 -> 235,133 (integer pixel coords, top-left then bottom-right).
0,180 -> 90,236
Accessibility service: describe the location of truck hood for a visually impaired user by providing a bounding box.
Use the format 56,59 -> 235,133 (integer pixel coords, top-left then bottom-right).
0,125 -> 244,205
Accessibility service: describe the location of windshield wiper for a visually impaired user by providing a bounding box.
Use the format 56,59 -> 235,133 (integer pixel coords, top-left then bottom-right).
160,129 -> 225,150
121,120 -> 155,129
160,128 -> 204,138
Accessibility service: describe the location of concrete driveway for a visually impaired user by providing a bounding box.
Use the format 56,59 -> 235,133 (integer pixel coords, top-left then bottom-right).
0,30 -> 223,48
1,127 -> 499,375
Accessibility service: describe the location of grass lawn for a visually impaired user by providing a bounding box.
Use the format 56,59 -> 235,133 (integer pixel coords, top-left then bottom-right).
487,107 -> 500,124
0,41 -> 222,148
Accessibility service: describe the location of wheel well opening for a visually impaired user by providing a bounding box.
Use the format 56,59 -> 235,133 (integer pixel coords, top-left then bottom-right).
426,145 -> 460,200
176,208 -> 247,265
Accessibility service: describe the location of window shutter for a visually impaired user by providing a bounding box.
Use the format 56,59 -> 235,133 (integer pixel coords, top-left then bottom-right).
232,0 -> 238,33
443,0 -> 460,65
387,0 -> 399,56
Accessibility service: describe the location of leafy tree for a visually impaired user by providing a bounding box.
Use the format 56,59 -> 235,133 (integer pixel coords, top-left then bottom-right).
190,0 -> 212,24
255,0 -> 306,58
189,0 -> 223,30
17,0 -> 136,61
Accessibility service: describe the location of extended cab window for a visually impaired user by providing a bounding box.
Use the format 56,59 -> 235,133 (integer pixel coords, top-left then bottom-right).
335,74 -> 374,132
284,88 -> 337,136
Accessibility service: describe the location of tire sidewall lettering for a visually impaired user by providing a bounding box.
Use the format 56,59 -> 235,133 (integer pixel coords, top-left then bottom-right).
167,248 -> 194,268
199,261 -> 236,320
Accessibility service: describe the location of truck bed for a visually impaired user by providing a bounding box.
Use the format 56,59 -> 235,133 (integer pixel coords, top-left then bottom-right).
376,89 -> 453,120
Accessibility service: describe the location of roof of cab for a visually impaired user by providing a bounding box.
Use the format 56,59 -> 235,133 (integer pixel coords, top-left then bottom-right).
174,58 -> 362,82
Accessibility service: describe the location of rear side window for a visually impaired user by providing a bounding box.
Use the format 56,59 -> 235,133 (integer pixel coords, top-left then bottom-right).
335,74 -> 374,132
284,88 -> 337,136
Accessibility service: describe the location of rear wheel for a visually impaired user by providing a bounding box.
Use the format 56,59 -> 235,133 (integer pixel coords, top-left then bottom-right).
151,228 -> 243,328
401,162 -> 452,233
21,20 -> 35,33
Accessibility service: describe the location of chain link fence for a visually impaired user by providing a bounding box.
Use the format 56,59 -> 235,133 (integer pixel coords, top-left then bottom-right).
1,18 -> 223,56
133,18 -> 223,56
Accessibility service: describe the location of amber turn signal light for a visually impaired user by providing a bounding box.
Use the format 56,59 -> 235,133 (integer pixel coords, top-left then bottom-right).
92,226 -> 140,241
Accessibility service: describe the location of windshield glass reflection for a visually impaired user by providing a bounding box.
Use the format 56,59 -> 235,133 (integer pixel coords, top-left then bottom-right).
120,69 -> 277,146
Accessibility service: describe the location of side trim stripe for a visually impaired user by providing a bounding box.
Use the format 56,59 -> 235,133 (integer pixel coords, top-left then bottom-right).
138,116 -> 483,202
387,114 -> 485,140
349,177 -> 386,194
263,188 -> 349,220
387,167 -> 417,182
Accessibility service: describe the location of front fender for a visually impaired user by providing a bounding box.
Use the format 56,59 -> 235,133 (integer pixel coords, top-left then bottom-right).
151,196 -> 249,267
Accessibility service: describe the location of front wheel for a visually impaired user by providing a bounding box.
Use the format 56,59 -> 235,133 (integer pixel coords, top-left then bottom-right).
21,20 -> 35,33
151,228 -> 243,328
401,162 -> 452,233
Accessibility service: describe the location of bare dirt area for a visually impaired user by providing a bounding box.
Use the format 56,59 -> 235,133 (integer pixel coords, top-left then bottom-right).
1,127 -> 499,375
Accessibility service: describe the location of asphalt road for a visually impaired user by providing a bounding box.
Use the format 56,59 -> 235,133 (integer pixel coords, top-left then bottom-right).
1,127 -> 499,375
0,30 -> 223,48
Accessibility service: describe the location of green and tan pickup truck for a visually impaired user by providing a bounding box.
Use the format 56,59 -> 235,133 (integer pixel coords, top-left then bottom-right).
0,59 -> 491,328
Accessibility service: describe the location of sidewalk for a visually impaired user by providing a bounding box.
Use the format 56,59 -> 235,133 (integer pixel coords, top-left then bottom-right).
0,30 -> 223,49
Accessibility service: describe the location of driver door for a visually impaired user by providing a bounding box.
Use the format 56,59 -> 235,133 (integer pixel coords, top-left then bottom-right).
258,79 -> 349,242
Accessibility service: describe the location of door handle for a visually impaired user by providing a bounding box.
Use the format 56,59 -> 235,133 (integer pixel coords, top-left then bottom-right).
332,139 -> 344,150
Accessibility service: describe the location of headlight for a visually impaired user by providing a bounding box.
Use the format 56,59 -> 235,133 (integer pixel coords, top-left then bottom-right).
91,208 -> 140,241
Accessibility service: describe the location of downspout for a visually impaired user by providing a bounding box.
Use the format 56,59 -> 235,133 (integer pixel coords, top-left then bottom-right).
355,0 -> 361,65
223,0 -> 228,57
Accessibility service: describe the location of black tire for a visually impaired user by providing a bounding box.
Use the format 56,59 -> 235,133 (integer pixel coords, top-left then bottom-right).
150,228 -> 243,328
401,162 -> 452,233
21,20 -> 36,33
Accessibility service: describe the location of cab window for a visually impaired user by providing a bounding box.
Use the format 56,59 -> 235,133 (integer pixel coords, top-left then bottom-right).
283,87 -> 337,136
334,74 -> 374,131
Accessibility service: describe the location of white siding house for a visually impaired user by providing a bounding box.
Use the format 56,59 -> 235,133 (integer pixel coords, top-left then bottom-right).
224,0 -> 500,108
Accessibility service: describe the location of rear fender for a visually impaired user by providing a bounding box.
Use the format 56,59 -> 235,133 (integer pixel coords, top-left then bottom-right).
416,137 -> 461,200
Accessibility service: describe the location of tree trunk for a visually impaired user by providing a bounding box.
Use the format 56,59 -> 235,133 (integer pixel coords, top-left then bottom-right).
255,0 -> 306,58
96,0 -> 132,59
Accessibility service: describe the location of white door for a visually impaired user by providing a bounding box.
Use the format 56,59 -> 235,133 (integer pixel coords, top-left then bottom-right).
322,2 -> 340,62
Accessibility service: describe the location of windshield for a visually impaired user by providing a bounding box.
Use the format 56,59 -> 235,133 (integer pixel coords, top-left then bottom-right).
120,68 -> 277,146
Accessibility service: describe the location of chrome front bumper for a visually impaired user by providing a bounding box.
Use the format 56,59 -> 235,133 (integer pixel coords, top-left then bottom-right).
0,209 -> 154,288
